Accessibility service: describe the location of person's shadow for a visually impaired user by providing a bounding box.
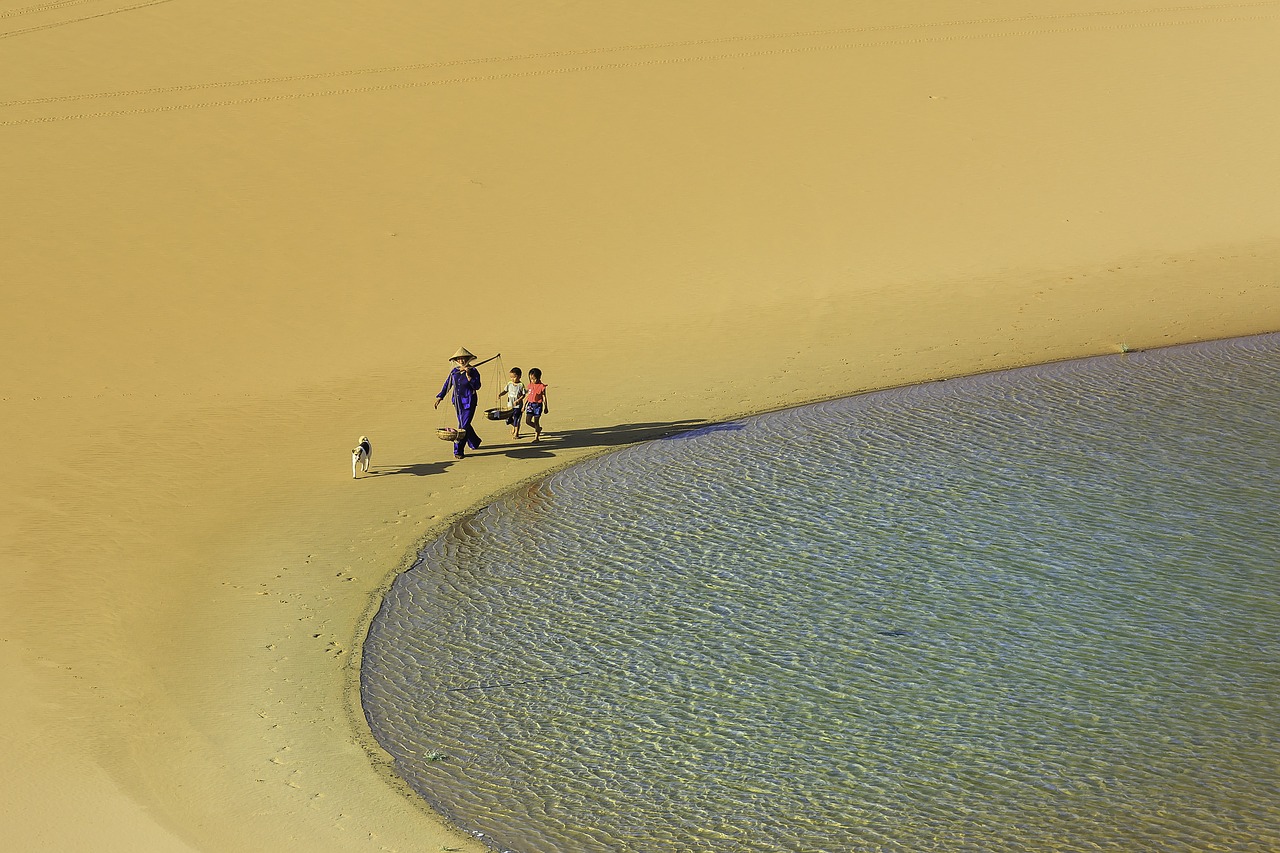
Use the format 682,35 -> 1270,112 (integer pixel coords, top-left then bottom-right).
485,418 -> 745,459
372,418 -> 747,474
366,460 -> 454,477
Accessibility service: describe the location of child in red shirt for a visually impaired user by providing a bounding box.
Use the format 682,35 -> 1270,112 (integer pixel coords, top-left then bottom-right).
523,368 -> 549,443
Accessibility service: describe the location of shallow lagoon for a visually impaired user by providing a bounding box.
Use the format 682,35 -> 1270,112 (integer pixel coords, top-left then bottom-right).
363,334 -> 1280,852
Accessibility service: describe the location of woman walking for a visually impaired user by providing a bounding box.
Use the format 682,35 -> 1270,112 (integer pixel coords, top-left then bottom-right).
434,347 -> 483,458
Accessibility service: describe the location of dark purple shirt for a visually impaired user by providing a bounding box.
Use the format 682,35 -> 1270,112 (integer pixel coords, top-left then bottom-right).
438,367 -> 481,407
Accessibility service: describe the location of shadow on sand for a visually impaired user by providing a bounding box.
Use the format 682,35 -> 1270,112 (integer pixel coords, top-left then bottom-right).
366,460 -> 455,478
483,418 -> 744,459
368,418 -> 746,475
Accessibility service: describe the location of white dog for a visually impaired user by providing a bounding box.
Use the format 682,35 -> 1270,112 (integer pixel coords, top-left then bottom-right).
351,436 -> 372,478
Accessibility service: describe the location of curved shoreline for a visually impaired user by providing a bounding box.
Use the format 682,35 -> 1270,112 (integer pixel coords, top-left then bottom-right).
352,330 -> 1280,846
359,332 -> 1280,851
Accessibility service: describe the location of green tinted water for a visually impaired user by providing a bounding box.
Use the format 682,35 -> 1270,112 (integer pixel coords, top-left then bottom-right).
363,334 -> 1280,852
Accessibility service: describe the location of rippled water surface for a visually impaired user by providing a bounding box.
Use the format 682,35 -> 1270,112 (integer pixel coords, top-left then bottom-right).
363,334 -> 1280,852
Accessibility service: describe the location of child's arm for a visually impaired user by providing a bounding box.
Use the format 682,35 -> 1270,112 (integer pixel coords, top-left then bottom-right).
542,388 -> 549,415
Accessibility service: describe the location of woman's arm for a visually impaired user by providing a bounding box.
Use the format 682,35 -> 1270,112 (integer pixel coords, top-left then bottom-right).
434,371 -> 455,408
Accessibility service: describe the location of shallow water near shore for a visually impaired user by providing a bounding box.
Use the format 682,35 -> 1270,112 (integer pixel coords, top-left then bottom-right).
362,334 -> 1280,852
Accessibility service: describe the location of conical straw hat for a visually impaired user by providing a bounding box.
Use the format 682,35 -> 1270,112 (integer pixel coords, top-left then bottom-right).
449,347 -> 475,362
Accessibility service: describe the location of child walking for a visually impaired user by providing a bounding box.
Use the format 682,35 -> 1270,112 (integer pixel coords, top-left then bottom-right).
523,368 -> 549,443
499,367 -> 526,439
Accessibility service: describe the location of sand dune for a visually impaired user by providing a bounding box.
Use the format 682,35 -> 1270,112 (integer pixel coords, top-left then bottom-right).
2,1 -> 1277,850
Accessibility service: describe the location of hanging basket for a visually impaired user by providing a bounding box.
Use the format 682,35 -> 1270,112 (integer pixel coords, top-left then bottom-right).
437,427 -> 466,442
485,407 -> 514,421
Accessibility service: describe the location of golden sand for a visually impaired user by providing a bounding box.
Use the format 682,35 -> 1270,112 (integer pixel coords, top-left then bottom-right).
2,2 -> 1277,850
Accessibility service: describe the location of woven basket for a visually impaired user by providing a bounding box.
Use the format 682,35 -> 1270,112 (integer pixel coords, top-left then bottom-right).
485,407 -> 514,421
437,427 -> 466,442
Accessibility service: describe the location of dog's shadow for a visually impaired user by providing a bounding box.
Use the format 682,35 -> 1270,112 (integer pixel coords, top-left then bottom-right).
366,460 -> 454,478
